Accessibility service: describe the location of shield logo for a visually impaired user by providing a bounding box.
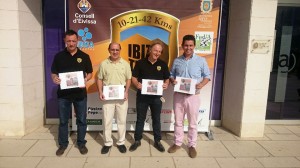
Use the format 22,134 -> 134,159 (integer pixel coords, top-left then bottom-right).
77,58 -> 82,63
201,0 -> 213,14
77,0 -> 91,14
110,9 -> 180,70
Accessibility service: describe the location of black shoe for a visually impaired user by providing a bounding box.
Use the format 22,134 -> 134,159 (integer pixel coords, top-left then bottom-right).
117,144 -> 127,153
78,145 -> 88,155
101,145 -> 111,154
56,146 -> 67,156
129,141 -> 141,151
154,141 -> 165,152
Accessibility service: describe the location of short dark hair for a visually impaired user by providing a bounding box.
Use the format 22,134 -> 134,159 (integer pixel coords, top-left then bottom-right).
65,29 -> 78,38
182,34 -> 196,46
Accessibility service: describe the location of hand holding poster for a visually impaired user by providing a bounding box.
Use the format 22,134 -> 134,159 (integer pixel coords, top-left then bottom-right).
141,79 -> 164,95
103,85 -> 125,100
59,71 -> 85,90
174,77 -> 197,94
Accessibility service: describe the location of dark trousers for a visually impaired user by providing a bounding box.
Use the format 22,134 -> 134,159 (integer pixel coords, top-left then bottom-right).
58,97 -> 87,147
134,93 -> 162,142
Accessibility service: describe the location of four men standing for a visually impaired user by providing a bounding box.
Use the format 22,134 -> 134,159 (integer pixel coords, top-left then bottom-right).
52,30 -> 210,158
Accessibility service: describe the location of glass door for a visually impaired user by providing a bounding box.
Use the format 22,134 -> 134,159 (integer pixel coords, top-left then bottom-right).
266,6 -> 300,119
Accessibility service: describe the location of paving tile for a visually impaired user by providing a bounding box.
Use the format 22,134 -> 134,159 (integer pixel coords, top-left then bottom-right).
131,157 -> 175,168
24,140 -> 71,157
258,141 -> 300,156
70,132 -> 98,140
22,132 -> 58,140
111,131 -> 133,141
216,158 -> 263,168
48,125 -> 59,133
210,127 -> 231,134
265,134 -> 300,140
85,157 -> 130,168
67,139 -> 102,157
34,125 -> 53,133
234,135 -> 270,141
0,140 -> 36,156
256,157 -> 300,167
206,133 -> 237,141
285,126 -> 300,134
174,157 -> 220,168
165,132 -> 174,140
197,141 -> 232,157
222,141 -> 270,157
0,136 -> 22,139
264,125 -> 277,134
269,125 -> 292,134
36,157 -> 86,168
0,157 -> 42,168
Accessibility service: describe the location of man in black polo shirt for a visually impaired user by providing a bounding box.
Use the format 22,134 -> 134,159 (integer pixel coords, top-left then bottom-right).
51,29 -> 93,156
129,40 -> 170,152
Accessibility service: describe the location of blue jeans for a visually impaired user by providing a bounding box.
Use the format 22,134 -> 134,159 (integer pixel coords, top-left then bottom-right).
134,94 -> 162,142
58,97 -> 87,147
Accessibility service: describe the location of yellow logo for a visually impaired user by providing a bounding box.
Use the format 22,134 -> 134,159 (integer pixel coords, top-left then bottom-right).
157,66 -> 161,71
77,58 -> 82,63
110,9 -> 179,70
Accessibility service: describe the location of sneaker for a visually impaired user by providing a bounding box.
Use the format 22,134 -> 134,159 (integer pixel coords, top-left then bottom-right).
56,146 -> 67,156
78,145 -> 88,155
188,147 -> 197,158
154,141 -> 165,152
101,145 -> 111,154
129,141 -> 141,151
167,144 -> 181,153
117,144 -> 127,153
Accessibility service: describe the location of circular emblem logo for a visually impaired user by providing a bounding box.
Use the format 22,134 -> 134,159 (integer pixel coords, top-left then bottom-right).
157,66 -> 161,71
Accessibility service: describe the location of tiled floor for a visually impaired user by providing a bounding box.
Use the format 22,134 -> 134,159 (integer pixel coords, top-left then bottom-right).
1,125 -> 300,168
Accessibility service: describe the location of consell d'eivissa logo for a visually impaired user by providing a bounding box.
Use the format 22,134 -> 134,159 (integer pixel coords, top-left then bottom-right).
74,0 -> 96,24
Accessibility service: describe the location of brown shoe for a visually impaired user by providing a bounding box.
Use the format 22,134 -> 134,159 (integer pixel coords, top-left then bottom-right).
188,147 -> 197,158
56,146 -> 67,156
79,145 -> 88,155
167,144 -> 180,153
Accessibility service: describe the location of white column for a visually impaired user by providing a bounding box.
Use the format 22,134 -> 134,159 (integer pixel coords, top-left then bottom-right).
222,0 -> 278,137
0,0 -> 44,136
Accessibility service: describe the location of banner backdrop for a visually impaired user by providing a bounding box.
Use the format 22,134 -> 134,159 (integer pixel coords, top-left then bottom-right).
68,0 -> 221,132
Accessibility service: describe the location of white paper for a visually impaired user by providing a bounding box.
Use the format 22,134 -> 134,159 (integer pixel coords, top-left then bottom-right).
103,85 -> 125,100
141,79 -> 164,95
59,71 -> 85,90
174,77 -> 197,94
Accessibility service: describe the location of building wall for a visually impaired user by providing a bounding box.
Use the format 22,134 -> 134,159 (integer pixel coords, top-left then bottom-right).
222,0 -> 278,137
0,0 -> 44,136
0,0 -> 290,137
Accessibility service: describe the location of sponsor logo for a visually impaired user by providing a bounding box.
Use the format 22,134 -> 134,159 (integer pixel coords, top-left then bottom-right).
87,119 -> 102,125
77,27 -> 94,49
200,0 -> 213,14
110,10 -> 179,70
73,0 -> 96,24
195,31 -> 214,54
77,0 -> 91,13
87,106 -> 102,115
